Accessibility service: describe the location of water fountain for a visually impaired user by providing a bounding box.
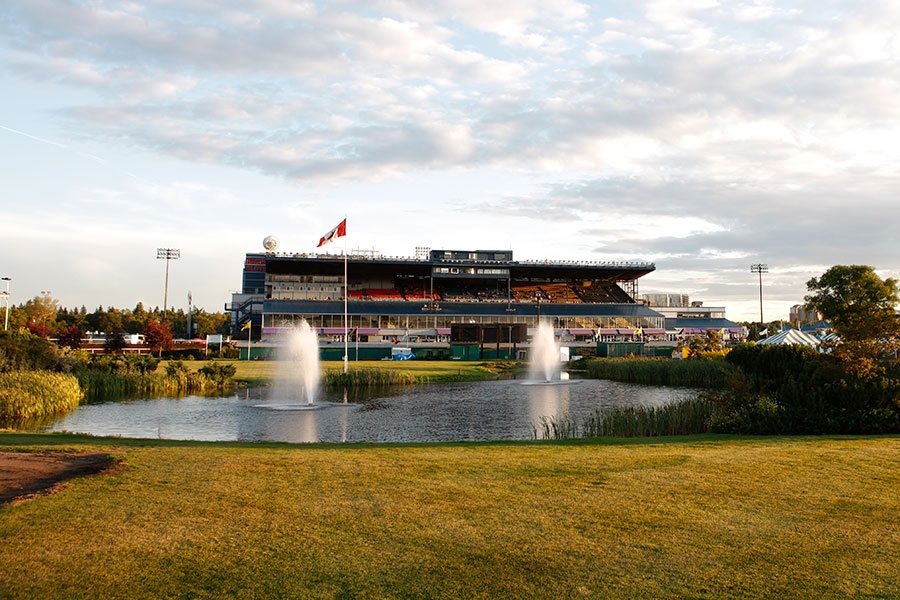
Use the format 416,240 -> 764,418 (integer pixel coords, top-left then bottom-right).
270,319 -> 321,407
528,321 -> 563,383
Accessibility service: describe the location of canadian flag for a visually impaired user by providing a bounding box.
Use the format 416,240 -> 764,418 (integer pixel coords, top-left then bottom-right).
317,218 -> 347,247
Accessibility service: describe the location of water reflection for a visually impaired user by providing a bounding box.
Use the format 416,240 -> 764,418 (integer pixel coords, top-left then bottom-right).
527,383 -> 571,426
38,379 -> 698,443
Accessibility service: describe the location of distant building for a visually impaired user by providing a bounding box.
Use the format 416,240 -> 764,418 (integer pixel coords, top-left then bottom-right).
652,303 -> 745,344
641,293 -> 690,307
790,304 -> 821,324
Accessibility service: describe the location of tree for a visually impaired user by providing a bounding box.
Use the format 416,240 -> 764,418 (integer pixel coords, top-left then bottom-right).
104,332 -> 127,355
805,265 -> 900,340
805,265 -> 900,375
22,294 -> 59,331
58,324 -> 85,350
192,309 -> 230,337
142,320 -> 174,356
681,328 -> 724,358
24,321 -> 52,338
98,307 -> 124,335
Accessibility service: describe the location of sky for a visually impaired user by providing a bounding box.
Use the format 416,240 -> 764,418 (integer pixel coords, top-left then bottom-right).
2,0 -> 900,322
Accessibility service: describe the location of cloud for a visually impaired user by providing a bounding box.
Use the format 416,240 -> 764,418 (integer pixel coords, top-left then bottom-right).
3,0 -> 900,319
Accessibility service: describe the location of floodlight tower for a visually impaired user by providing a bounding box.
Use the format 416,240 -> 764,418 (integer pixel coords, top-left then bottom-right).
1,277 -> 10,331
750,263 -> 768,324
157,248 -> 181,322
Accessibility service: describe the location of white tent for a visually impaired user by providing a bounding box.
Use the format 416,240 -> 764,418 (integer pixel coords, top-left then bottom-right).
757,328 -> 821,348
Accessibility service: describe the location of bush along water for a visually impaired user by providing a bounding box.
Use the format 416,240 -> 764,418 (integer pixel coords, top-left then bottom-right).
584,356 -> 735,388
540,341 -> 900,438
708,343 -> 900,434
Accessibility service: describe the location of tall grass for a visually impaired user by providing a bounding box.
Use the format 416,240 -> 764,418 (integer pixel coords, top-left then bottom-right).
535,396 -> 714,439
76,368 -> 235,403
75,371 -> 171,401
585,357 -> 734,388
322,368 -> 418,388
0,371 -> 83,420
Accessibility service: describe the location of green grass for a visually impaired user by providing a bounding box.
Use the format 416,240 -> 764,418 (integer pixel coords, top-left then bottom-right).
170,359 -> 523,386
1,433 -> 899,599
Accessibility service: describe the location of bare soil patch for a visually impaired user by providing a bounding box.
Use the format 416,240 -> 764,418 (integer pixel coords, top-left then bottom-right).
0,452 -> 117,506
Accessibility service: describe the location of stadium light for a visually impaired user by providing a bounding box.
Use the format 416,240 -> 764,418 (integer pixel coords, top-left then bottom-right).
157,248 -> 181,322
1,277 -> 10,331
750,264 -> 768,324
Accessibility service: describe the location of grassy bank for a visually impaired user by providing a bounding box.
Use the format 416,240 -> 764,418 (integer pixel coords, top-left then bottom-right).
1,433 -> 899,599
175,359 -> 524,386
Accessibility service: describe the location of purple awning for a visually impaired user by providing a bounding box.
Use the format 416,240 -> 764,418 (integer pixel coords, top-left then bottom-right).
319,327 -> 348,335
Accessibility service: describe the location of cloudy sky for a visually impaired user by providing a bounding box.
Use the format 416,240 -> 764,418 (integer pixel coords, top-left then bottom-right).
2,0 -> 899,322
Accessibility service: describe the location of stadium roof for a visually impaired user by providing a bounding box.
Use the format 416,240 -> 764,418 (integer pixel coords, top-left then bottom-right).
255,252 -> 655,282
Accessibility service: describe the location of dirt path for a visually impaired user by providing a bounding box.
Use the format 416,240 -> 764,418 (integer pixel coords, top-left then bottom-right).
0,452 -> 117,506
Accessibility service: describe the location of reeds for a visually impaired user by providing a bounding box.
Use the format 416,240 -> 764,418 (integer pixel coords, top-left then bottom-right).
322,368 -> 418,388
77,367 -> 236,403
0,371 -> 83,421
535,396 -> 714,439
585,357 -> 734,388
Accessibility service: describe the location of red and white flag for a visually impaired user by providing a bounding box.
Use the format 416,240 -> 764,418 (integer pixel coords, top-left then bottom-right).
317,218 -> 347,247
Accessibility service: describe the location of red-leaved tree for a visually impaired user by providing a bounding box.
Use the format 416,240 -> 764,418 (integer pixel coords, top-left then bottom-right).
142,320 -> 174,357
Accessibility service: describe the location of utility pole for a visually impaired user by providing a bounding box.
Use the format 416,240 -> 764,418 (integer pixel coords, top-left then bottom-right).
750,264 -> 768,325
157,248 -> 180,322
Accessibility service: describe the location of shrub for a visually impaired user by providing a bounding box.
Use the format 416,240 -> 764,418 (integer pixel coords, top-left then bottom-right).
0,329 -> 62,373
198,362 -> 237,386
584,356 -> 735,388
711,343 -> 900,434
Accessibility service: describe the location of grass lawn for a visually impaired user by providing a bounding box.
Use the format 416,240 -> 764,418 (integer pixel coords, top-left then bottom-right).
1,433 -> 899,599
168,359 -> 524,386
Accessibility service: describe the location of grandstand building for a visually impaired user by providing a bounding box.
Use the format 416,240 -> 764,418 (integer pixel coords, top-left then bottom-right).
229,248 -> 672,359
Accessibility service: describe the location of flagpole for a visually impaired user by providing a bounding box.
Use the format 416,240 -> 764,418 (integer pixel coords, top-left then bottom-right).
343,219 -> 349,375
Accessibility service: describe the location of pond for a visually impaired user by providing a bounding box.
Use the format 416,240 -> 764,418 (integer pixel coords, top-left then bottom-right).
39,379 -> 698,443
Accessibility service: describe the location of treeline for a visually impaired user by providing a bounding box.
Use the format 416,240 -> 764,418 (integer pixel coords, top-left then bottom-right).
0,328 -> 236,422
3,293 -> 230,339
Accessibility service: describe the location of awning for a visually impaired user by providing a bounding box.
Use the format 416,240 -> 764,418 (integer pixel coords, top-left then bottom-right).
567,328 -> 595,335
356,328 -> 379,335
642,328 -> 666,335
